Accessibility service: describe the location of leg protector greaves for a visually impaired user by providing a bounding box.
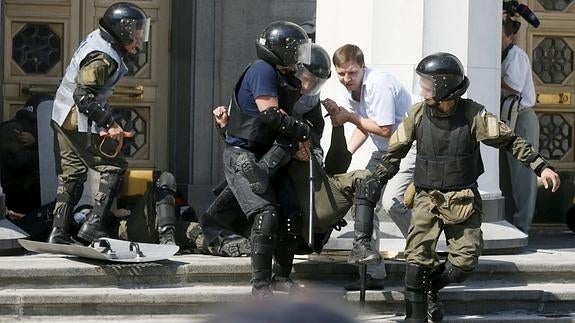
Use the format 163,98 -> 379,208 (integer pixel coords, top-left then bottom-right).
273,233 -> 299,277
426,261 -> 471,322
250,207 -> 279,283
49,178 -> 85,244
52,179 -> 85,228
353,176 -> 383,240
430,261 -> 472,292
77,169 -> 124,243
155,171 -> 177,228
404,262 -> 430,322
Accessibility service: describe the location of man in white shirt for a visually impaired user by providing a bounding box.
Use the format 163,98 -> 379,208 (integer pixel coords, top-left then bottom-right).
500,17 -> 540,234
323,44 -> 413,289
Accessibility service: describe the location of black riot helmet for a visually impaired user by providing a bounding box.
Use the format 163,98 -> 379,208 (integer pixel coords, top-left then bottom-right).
255,21 -> 312,67
99,2 -> 150,46
295,44 -> 332,96
415,52 -> 470,102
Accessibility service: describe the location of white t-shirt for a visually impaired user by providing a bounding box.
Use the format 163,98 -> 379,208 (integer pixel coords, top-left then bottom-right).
339,67 -> 412,151
502,45 -> 536,108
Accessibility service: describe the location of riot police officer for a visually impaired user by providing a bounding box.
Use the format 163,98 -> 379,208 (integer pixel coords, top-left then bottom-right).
236,42 -> 331,194
372,53 -> 560,322
222,21 -> 312,299
48,2 -> 150,245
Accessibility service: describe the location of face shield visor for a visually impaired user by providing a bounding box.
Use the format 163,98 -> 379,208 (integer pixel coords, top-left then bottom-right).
412,71 -> 439,103
295,64 -> 328,96
294,39 -> 312,65
122,17 -> 150,44
137,17 -> 151,43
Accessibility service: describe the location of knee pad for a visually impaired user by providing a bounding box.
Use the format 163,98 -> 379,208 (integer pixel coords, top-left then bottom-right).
252,207 -> 279,236
57,179 -> 85,205
354,176 -> 383,207
157,171 -> 177,194
405,262 -> 428,290
446,261 -> 472,283
430,261 -> 473,292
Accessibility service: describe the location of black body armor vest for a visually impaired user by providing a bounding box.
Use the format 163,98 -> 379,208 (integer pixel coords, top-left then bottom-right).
414,100 -> 484,191
227,63 -> 301,153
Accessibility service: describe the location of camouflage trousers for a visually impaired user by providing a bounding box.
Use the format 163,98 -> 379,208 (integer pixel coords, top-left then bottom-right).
287,158 -> 371,233
52,122 -> 127,224
404,188 -> 484,271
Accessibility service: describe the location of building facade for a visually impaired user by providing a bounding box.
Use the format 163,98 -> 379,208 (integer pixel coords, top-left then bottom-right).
0,0 -> 573,224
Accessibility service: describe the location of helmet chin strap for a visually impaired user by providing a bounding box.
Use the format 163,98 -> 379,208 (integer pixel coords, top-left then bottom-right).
426,99 -> 441,109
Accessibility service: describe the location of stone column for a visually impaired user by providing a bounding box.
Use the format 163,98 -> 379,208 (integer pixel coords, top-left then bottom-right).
317,0 -> 526,254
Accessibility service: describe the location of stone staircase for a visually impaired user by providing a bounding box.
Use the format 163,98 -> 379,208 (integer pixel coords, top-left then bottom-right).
1,247 -> 575,322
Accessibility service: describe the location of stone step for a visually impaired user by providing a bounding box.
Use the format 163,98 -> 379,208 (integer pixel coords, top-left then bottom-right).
1,282 -> 575,320
1,314 -> 575,323
347,282 -> 575,316
3,249 -> 575,289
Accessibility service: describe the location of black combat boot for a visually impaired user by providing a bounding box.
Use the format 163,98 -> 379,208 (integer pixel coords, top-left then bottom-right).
348,235 -> 382,265
236,145 -> 290,194
48,204 -> 73,244
271,234 -> 304,294
427,262 -> 446,322
48,212 -> 73,244
158,225 -> 176,245
271,274 -> 304,294
427,288 -> 443,322
251,280 -> 273,300
76,211 -> 113,244
48,180 -> 84,244
426,261 -> 472,322
348,207 -> 381,265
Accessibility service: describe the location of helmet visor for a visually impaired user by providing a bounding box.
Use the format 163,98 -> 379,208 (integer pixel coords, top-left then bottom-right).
295,64 -> 328,96
140,17 -> 151,42
296,39 -> 312,65
412,72 -> 436,100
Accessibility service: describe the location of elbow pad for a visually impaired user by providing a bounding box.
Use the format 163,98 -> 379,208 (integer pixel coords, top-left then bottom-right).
74,88 -> 114,129
77,100 -> 114,129
260,107 -> 310,142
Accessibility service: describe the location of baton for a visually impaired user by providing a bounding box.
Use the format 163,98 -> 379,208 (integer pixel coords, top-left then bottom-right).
304,144 -> 314,248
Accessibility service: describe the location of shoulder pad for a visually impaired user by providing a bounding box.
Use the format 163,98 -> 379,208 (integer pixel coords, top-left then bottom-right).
410,102 -> 425,125
460,99 -> 486,122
